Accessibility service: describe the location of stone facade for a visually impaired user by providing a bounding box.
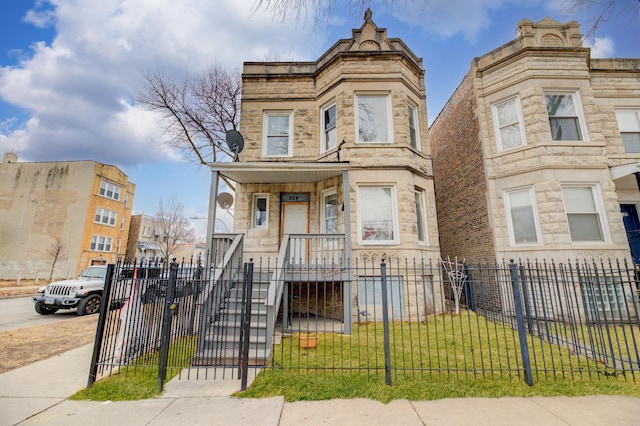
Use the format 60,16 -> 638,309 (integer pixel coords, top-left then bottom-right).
209,12 -> 442,323
0,152 -> 135,280
430,17 -> 640,262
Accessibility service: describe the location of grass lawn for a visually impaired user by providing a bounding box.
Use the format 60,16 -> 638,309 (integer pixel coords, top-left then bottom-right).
71,312 -> 640,402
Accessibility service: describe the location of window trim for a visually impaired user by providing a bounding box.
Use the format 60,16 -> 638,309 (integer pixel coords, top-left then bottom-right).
357,184 -> 399,245
262,111 -> 293,157
544,90 -> 589,142
615,108 -> 640,154
504,186 -> 542,246
94,207 -> 117,227
492,95 -> 527,151
561,183 -> 610,243
320,102 -> 337,153
99,180 -> 121,201
414,186 -> 428,245
321,187 -> 338,234
408,102 -> 421,150
90,235 -> 113,252
252,193 -> 269,229
355,93 -> 394,144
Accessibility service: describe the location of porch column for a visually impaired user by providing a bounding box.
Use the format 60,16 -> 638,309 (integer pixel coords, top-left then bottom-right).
206,170 -> 219,268
342,169 -> 352,334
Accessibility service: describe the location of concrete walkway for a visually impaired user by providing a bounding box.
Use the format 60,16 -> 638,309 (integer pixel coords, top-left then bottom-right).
1,344 -> 639,426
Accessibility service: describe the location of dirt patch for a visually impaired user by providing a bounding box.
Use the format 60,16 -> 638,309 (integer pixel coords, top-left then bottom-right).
0,315 -> 98,374
0,279 -> 38,288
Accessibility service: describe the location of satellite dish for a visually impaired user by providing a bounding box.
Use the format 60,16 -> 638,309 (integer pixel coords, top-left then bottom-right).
217,192 -> 234,210
225,130 -> 244,162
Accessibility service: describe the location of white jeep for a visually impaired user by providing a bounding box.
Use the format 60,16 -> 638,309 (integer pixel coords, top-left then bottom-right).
32,265 -> 107,316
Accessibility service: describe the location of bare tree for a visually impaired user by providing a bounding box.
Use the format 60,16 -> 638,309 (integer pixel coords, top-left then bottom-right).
562,1 -> 639,41
137,64 -> 242,167
156,196 -> 196,263
252,0 -> 405,27
254,0 -> 638,40
47,237 -> 67,282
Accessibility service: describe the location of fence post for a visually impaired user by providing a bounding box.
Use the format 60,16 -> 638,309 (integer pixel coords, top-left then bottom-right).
240,260 -> 254,391
380,260 -> 392,386
157,260 -> 178,393
509,260 -> 533,386
87,263 -> 115,388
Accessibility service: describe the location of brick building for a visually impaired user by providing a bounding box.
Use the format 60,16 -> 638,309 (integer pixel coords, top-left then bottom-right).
0,152 -> 135,280
430,17 -> 640,263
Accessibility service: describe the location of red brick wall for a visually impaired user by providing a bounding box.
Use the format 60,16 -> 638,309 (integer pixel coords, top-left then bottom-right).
429,73 -> 494,260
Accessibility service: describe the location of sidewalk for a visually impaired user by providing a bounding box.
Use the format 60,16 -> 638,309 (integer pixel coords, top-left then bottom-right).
1,344 -> 638,426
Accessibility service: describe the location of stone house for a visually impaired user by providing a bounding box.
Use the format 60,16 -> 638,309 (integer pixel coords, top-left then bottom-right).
0,152 -> 135,280
430,17 -> 640,264
125,214 -> 163,262
207,12 -> 441,328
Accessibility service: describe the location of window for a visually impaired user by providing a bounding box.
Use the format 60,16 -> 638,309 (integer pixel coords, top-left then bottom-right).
94,208 -> 117,226
263,112 -> 293,156
358,276 -> 404,318
561,185 -> 607,242
414,187 -> 428,243
358,186 -> 398,243
252,194 -> 268,228
493,96 -> 526,150
321,103 -> 337,152
356,94 -> 392,143
322,189 -> 338,234
408,104 -> 420,149
99,181 -> 121,201
90,235 -> 112,252
581,276 -> 627,320
505,187 -> 541,245
615,109 -> 640,153
544,91 -> 586,141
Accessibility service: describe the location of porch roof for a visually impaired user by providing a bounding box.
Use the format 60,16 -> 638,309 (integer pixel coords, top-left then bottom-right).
206,161 -> 348,184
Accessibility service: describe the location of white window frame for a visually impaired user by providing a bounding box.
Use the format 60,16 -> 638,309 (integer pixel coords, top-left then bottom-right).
99,181 -> 121,201
252,194 -> 269,229
321,188 -> 338,234
355,93 -> 394,144
95,208 -> 117,226
492,96 -> 526,151
321,102 -> 337,153
408,103 -> 421,150
357,185 -> 399,245
262,111 -> 293,157
544,90 -> 589,142
414,187 -> 428,244
90,235 -> 113,252
615,108 -> 640,154
561,183 -> 609,243
504,187 -> 542,246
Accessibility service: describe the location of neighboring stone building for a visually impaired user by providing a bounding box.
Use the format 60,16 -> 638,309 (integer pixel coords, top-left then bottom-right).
0,152 -> 135,280
207,12 -> 440,325
430,17 -> 640,263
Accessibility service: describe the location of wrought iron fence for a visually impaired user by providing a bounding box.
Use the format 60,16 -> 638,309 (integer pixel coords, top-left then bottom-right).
87,254 -> 640,391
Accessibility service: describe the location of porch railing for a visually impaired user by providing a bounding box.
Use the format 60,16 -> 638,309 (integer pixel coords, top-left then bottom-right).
265,234 -> 347,348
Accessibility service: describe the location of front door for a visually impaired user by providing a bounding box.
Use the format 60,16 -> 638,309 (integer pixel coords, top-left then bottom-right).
621,204 -> 640,263
281,200 -> 309,262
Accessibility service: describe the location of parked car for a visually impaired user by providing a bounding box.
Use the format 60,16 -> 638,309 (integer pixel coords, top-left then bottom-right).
141,266 -> 202,304
32,265 -> 107,316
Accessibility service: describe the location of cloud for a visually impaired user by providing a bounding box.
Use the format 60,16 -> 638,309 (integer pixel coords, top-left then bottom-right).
0,0 -> 329,166
587,36 -> 615,58
388,0 -> 543,41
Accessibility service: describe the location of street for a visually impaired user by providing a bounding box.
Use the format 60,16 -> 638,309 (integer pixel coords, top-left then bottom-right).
0,296 -> 79,332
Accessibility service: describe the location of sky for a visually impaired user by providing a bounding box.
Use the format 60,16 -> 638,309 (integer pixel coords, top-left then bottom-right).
1,0 -> 639,240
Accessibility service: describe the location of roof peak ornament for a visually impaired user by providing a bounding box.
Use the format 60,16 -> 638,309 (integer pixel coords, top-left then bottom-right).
364,8 -> 372,22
